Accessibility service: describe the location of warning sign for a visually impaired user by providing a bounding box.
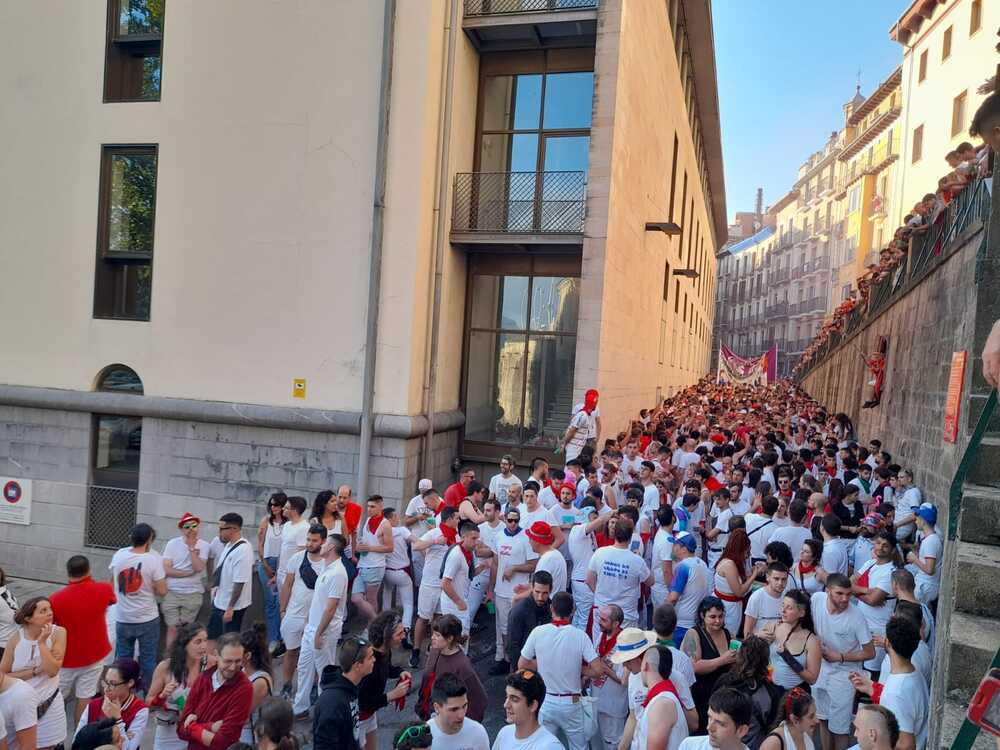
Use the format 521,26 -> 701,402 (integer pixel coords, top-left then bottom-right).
0,477 -> 32,525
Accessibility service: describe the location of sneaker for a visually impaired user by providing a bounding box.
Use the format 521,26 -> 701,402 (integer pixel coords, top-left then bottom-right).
271,641 -> 287,659
488,660 -> 510,676
408,650 -> 421,669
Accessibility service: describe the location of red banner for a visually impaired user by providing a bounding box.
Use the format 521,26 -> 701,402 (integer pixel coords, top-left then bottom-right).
943,350 -> 967,443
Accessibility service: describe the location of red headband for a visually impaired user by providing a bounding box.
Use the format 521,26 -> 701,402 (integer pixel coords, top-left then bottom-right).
785,686 -> 806,719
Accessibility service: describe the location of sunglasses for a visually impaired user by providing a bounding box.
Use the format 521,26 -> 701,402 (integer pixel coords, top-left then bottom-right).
506,517 -> 520,523
181,522 -> 199,530
345,637 -> 370,665
395,724 -> 431,747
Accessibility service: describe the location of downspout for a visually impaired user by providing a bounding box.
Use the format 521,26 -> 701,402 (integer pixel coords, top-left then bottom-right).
357,0 -> 397,501
421,0 -> 461,478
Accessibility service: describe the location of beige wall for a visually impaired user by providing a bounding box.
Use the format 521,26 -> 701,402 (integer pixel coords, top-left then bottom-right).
577,0 -> 718,437
891,0 -> 998,224
0,1 -> 391,413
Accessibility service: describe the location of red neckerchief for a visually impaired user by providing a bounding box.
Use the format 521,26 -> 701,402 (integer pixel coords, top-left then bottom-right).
798,561 -> 816,576
595,532 -> 614,548
598,626 -> 621,658
440,523 -> 458,545
460,543 -> 473,567
552,618 -> 571,627
642,678 -> 680,708
826,465 -> 837,477
366,514 -> 384,535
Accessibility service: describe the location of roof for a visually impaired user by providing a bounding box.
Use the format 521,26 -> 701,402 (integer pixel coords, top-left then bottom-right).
768,189 -> 799,214
889,0 -> 948,45
725,225 -> 774,255
846,67 -> 902,127
683,0 -> 728,250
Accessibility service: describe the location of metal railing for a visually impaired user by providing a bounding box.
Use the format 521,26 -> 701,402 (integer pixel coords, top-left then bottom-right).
768,301 -> 789,316
797,176 -> 991,377
790,265 -> 804,280
452,171 -> 586,234
85,485 -> 138,549
771,267 -> 789,283
464,0 -> 598,15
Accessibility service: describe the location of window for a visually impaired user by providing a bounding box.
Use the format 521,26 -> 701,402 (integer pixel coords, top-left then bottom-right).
679,172 -> 688,257
942,26 -> 952,60
952,91 -> 968,136
463,257 -> 580,458
94,145 -> 158,320
847,187 -> 861,213
663,262 -> 671,302
669,134 -> 679,221
88,365 -> 143,549
971,0 -> 982,35
918,50 -> 928,82
104,0 -> 164,102
912,125 -> 924,163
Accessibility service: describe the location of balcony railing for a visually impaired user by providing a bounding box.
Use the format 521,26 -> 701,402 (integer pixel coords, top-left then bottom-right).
768,301 -> 789,317
790,265 -> 804,280
452,171 -> 586,235
771,267 -> 789,283
464,0 -> 598,14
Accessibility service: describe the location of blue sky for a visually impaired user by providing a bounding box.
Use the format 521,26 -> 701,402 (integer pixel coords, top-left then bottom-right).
713,0 -> 907,220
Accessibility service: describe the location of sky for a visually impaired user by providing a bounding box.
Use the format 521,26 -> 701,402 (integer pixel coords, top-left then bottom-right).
713,0 -> 908,221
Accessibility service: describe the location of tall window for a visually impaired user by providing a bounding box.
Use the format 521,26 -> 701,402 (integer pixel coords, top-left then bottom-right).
104,0 -> 164,102
952,91 -> 968,136
668,134 -> 679,221
912,125 -> 924,164
88,365 -> 143,549
463,256 -> 580,459
971,0 -> 982,35
94,145 -> 158,320
942,26 -> 953,60
918,50 -> 928,82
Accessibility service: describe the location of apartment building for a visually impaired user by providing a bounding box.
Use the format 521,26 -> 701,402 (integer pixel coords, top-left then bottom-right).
890,0 -> 997,224
0,0 -> 725,580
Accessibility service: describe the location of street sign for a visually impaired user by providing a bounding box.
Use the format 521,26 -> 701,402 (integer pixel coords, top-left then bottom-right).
943,350 -> 967,443
0,477 -> 32,525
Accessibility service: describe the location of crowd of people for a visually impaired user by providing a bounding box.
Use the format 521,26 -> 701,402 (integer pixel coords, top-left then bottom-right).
794,89 -> 998,376
0,378 -> 946,750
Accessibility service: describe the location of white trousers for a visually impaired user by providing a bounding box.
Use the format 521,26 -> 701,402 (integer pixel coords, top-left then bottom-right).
494,594 -> 512,662
597,711 -> 627,750
381,568 -> 415,630
293,624 -> 341,714
540,697 -> 588,750
571,580 -> 594,631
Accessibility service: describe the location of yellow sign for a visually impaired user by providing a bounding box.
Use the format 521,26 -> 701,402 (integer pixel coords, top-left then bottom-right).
293,379 -> 306,399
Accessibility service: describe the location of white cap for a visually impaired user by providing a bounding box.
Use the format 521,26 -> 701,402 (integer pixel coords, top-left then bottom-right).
418,478 -> 433,491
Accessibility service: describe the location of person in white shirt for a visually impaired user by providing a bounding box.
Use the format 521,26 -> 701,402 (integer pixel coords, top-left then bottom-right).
668,532 -> 711,646
620,441 -> 645,486
518,592 -> 616,750
403,480 -> 438,586
592,605 -> 629,749
676,687 -> 753,750
487,508 -> 538,675
356,494 -> 394,617
893,470 -> 922,543
553,483 -> 585,560
650,507 -> 677,609
631,644 -> 689,750
570,389 -> 602,448
819,516 -> 849,576
489,455 -> 523,507
492,669 -> 564,750
757,688 -> 818,750
519,483 -> 564,548
524,522 -> 567,596
380,508 -> 414,640
743,563 -> 789,637
705,491 -> 734,569
293,533 -> 349,717
568,502 -> 604,630
440,521 -> 484,636
906,506 -> 941,605
207,513 -> 254,645
744,497 -> 779,565
810,576 -> 875,750
277,497 -> 310,587
278,525 -> 327,695
771,500 -> 813,567
850,704 -> 899,750
161,513 -> 210,647
468,499 -> 503,626
849,616 -> 928,750
562,407 -> 592,463
110,523 -> 167,688
428,674 -> 490,750
587,519 -> 653,630
409,506 -> 461,668
852,529 -> 898,672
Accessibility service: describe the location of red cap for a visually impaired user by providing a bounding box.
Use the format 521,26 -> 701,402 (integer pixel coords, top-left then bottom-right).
178,512 -> 200,529
525,521 -> 555,546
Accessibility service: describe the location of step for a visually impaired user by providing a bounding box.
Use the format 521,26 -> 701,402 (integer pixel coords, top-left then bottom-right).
939,691 -> 997,750
968,436 -> 1000,488
947,610 -> 1000,694
954,541 -> 1000,619
959,483 -> 1000,546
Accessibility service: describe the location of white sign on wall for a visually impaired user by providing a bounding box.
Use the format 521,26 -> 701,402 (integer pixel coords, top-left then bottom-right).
0,477 -> 32,525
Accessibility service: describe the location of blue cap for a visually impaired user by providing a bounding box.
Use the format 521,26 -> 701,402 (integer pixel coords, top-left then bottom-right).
670,531 -> 697,552
916,505 -> 937,526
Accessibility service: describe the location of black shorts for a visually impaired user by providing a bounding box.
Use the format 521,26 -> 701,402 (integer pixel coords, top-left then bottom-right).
207,606 -> 246,639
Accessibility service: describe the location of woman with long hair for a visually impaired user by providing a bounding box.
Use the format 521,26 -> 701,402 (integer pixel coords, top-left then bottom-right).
788,539 -> 825,594
769,589 -> 821,693
74,658 -> 148,750
147,623 -> 216,750
714,528 -> 765,634
423,615 -> 487,722
0,567 -> 18,661
253,697 -> 299,750
0,597 -> 67,750
681,596 -> 737,734
758,687 -> 818,750
717,636 -> 783,749
256,493 -> 287,652
309,490 -> 343,555
240,623 -> 273,744
357,610 -> 412,750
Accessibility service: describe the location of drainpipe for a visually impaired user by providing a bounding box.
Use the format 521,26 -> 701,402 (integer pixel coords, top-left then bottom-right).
357,0 -> 397,501
421,0 -> 461,479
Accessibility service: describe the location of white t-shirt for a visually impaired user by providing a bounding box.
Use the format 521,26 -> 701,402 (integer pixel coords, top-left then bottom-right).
565,410 -> 591,461
478,521 -> 503,564
879,642 -> 933,689
675,452 -> 701,471
489,473 -> 523,506
745,514 -> 776,561
535,549 -> 567,594
567,524 -> 597,582
553,503 -> 586,531
770,526 -> 812,560
708,508 -> 734,567
570,402 -> 600,439
278,519 -> 310,576
0,679 -> 36,750
820,539 -> 849,576
306,558 -> 348,634
745,587 -> 783,634
521,504 -> 558,530
522,622 -> 598,695
620,455 -> 644,482
492,531 -> 537,598
386,526 -> 412,569
283,550 -> 327,619
914,533 -> 942,589
880,670 -> 929,750
651,528 -> 675,591
405,494 -> 435,540
162,537 -> 210,595
419,528 -> 450,588
588,546 -> 651,622
109,548 -> 166,624
491,723 -> 563,750
212,538 -> 254,611
537,486 -> 558,510
679,737 -> 748,750
430,716 -> 490,750
440,546 -> 473,616
810,592 -> 872,679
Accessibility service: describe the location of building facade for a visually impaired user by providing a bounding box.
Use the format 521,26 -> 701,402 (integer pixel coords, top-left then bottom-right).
0,0 -> 725,580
